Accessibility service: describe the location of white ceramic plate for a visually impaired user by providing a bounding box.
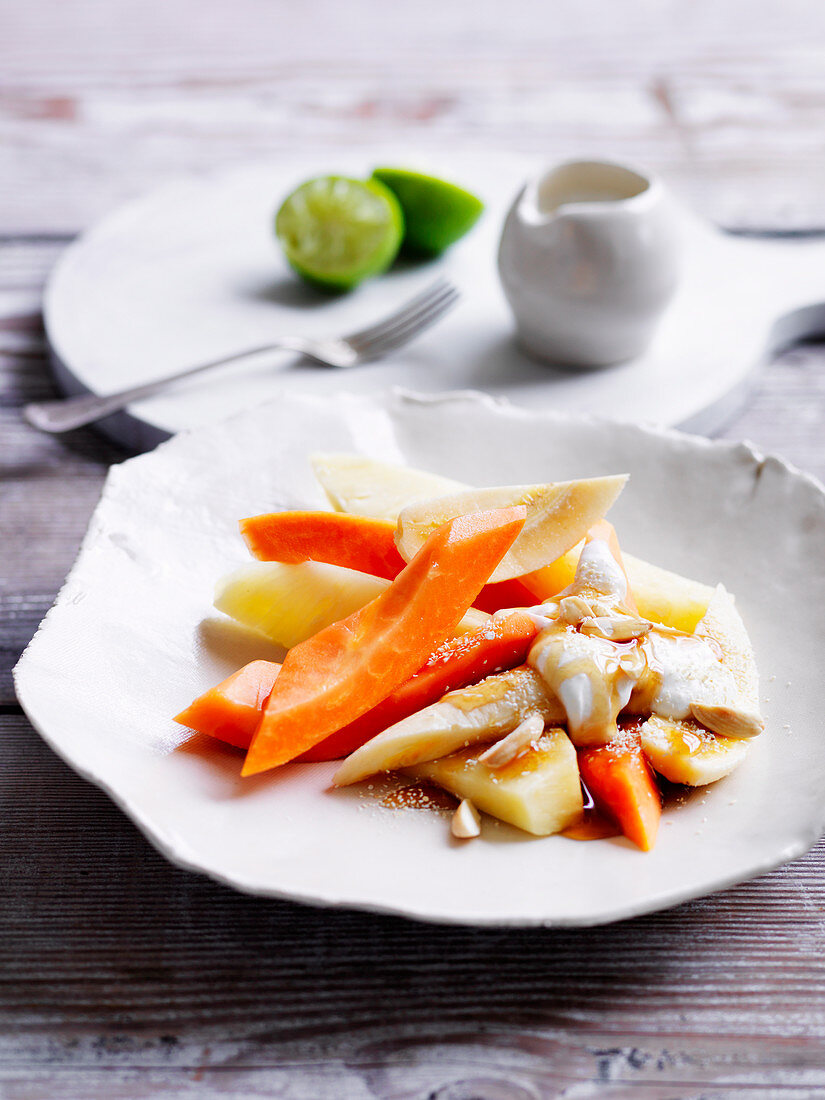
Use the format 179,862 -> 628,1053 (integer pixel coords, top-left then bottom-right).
14,390 -> 825,926
43,154 -> 825,450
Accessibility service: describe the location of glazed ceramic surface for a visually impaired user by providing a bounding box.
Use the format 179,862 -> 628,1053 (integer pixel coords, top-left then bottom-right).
13,390 -> 825,926
497,160 -> 681,366
43,156 -> 825,451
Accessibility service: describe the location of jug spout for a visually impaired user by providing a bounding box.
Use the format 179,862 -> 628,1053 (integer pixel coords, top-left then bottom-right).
537,160 -> 653,213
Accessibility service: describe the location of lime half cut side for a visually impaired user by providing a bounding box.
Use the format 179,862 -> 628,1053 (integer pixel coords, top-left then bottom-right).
371,168 -> 484,256
275,176 -> 404,291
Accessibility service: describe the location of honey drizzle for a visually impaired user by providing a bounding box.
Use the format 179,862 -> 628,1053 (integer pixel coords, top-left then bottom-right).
562,814 -> 622,841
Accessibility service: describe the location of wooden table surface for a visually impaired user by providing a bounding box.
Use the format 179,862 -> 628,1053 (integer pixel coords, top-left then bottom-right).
5,2 -> 825,1096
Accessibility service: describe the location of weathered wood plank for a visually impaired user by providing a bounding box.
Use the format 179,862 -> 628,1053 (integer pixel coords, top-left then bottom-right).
1,1058 -> 825,1099
3,708 -> 825,1094
4,5 -> 825,1084
1,0 -> 825,232
5,110 -> 825,235
717,346 -> 825,484
0,258 -> 124,701
1,469 -> 106,704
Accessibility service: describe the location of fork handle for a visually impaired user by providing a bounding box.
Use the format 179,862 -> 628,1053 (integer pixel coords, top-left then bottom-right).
23,338 -> 307,433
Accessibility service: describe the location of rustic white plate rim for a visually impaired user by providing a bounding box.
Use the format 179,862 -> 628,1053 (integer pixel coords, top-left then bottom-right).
14,388 -> 825,927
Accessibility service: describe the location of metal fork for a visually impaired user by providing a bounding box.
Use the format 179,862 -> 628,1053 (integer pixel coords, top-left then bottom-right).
24,278 -> 460,433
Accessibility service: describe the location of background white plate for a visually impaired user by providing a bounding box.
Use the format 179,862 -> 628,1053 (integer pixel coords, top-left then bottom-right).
43,154 -> 825,450
13,389 -> 825,926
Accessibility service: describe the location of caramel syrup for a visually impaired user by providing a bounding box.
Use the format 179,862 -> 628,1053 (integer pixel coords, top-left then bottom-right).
561,781 -> 621,841
562,813 -> 622,841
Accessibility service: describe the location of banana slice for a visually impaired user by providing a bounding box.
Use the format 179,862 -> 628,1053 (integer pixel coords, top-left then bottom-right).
640,714 -> 749,785
333,667 -> 564,787
695,584 -> 760,712
405,728 -> 583,836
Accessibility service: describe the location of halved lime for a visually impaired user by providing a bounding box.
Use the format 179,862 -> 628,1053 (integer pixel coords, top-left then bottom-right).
275,176 -> 403,291
371,168 -> 484,256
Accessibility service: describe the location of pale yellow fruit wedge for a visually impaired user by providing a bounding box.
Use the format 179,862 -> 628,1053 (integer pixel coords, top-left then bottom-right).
404,728 -> 583,836
215,561 -> 388,649
311,452 -> 714,631
639,585 -> 760,784
333,666 -> 564,787
695,584 -> 760,712
624,554 -> 714,634
522,542 -> 582,599
215,561 -> 488,649
640,714 -> 749,786
310,452 -> 463,522
396,476 -> 627,584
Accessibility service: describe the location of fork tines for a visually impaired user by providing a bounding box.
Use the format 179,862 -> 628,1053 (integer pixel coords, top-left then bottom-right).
347,278 -> 459,358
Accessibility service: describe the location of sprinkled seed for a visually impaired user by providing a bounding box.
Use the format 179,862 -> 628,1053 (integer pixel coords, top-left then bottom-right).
690,702 -> 764,740
580,614 -> 652,642
558,595 -> 594,624
479,711 -> 545,769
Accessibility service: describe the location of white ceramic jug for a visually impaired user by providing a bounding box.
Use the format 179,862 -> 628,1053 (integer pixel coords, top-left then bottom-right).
498,160 -> 681,367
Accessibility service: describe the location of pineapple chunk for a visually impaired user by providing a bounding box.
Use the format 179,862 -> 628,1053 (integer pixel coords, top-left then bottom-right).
310,453 -> 462,522
640,715 -> 749,785
396,477 -> 627,584
215,561 -> 488,649
333,667 -> 563,787
404,728 -> 584,836
624,554 -> 714,634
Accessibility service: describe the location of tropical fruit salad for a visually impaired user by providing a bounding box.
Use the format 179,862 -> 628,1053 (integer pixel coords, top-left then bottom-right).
175,454 -> 763,851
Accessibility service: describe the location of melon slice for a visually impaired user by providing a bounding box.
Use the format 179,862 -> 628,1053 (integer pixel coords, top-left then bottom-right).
310,453 -> 463,522
396,477 -> 627,584
310,454 -> 712,634
215,561 -> 487,649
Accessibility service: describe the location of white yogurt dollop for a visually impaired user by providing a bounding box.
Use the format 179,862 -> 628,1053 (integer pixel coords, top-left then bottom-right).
640,631 -> 738,721
526,537 -> 739,744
